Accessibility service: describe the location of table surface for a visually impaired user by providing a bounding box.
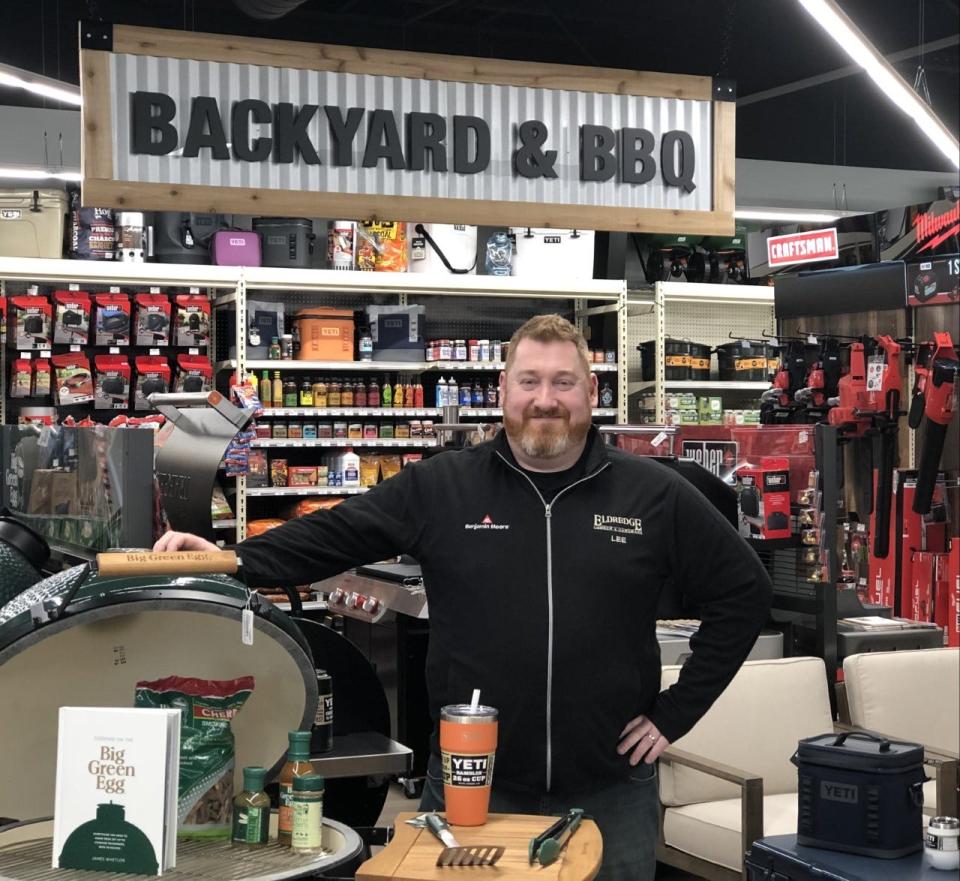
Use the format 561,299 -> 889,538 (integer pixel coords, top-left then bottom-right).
0,816 -> 361,881
357,811 -> 602,881
752,834 -> 954,881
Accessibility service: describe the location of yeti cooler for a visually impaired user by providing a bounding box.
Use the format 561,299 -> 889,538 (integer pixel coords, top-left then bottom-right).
253,217 -> 315,268
792,731 -> 925,858
210,230 -> 261,266
153,213 -> 220,264
0,189 -> 68,258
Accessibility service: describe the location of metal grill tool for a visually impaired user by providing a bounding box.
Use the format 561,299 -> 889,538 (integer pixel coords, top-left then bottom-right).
529,808 -> 584,866
424,813 -> 504,867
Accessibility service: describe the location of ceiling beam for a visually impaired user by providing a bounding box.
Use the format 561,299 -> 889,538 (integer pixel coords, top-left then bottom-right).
738,34 -> 959,106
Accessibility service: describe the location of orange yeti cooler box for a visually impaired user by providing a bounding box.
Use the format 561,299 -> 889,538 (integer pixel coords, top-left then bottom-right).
295,309 -> 355,361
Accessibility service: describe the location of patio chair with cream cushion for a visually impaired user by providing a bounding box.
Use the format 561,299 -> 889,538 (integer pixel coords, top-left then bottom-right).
842,646 -> 959,818
656,656 -> 834,881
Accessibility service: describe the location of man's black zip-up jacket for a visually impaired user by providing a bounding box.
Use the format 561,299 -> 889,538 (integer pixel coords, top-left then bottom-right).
238,427 -> 773,795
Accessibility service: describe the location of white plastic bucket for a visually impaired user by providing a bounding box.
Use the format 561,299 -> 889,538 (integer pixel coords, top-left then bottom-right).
510,227 -> 595,280
409,223 -> 478,275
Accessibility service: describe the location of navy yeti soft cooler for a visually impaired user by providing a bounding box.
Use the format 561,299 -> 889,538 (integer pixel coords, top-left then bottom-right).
746,834 -> 941,881
792,731 -> 925,858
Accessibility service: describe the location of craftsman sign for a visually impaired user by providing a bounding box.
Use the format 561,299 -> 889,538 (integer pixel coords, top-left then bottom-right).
766,228 -> 839,268
80,26 -> 735,233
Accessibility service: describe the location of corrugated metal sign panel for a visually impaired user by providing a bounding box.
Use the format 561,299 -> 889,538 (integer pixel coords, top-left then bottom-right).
110,53 -> 712,212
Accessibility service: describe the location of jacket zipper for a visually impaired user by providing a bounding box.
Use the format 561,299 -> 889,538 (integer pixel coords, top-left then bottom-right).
495,451 -> 610,791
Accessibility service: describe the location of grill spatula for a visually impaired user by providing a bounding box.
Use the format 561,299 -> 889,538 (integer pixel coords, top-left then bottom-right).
425,813 -> 504,867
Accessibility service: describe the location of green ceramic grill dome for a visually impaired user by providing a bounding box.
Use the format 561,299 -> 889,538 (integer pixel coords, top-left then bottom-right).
59,802 -> 159,874
0,515 -> 49,607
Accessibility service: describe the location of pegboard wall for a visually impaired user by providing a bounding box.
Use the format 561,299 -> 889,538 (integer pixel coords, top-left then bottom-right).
409,295 -> 575,342
626,298 -> 776,384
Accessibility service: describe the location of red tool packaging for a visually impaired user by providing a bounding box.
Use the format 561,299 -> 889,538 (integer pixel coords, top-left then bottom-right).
51,352 -> 94,405
11,296 -> 52,350
134,356 -> 171,411
175,354 -> 212,393
174,295 -> 211,347
94,293 -> 132,346
134,294 -> 172,346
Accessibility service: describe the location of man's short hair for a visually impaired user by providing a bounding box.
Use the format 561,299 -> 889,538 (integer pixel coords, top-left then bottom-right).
504,314 -> 591,376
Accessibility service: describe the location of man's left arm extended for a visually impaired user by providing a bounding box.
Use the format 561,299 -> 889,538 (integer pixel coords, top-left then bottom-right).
645,478 -> 773,745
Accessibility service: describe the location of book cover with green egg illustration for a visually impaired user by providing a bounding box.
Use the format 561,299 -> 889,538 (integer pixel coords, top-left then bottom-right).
53,707 -> 180,874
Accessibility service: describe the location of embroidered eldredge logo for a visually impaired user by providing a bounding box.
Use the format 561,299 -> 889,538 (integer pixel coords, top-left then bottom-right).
465,514 -> 510,531
593,514 -> 643,535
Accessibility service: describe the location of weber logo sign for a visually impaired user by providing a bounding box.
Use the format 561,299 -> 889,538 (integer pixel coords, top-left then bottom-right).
820,781 -> 858,804
681,440 -> 739,483
767,228 -> 839,267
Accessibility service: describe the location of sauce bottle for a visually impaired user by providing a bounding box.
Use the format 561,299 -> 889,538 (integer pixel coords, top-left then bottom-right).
299,378 -> 313,407
283,378 -> 298,407
328,378 -> 342,407
354,380 -> 367,407
259,370 -> 271,409
232,766 -> 271,847
404,379 -> 415,407
272,371 -> 283,408
382,376 -> 393,407
341,379 -> 354,407
414,381 -> 424,408
313,377 -> 327,408
368,377 -> 381,407
393,377 -> 403,408
435,377 -> 447,407
278,731 -> 316,846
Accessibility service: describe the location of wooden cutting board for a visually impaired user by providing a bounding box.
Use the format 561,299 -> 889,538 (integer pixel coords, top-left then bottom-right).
357,812 -> 602,881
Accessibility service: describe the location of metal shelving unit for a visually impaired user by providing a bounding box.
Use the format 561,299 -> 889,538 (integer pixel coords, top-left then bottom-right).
246,486 -> 369,497
627,282 -> 776,423
251,438 -> 438,449
226,268 -> 629,539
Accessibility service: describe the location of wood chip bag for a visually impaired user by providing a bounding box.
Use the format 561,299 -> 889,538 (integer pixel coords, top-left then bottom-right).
135,675 -> 255,839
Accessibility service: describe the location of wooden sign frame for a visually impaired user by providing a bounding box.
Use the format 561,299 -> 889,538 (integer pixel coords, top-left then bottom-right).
81,24 -> 735,234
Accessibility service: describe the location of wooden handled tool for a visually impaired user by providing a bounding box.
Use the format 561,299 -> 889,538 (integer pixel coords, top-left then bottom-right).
96,550 -> 239,577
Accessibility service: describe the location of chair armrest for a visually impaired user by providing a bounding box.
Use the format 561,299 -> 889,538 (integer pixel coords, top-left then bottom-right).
834,724 -> 958,817
659,746 -> 765,862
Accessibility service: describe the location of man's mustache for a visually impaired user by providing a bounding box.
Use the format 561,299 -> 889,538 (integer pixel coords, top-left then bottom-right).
525,406 -> 569,419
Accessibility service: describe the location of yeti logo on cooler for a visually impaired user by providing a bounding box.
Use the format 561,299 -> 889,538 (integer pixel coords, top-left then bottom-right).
821,781 -> 858,804
229,237 -> 245,246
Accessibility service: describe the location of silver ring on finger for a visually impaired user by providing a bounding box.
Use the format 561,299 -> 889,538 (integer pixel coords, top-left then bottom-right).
647,733 -> 658,742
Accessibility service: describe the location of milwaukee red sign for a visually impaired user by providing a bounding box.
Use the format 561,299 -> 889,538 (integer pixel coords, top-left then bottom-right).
914,203 -> 960,253
767,228 -> 839,267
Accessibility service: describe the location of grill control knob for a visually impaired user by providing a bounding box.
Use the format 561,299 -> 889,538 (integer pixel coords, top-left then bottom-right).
362,596 -> 380,614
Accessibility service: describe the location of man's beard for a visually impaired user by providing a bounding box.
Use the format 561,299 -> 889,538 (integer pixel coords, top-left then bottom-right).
503,401 -> 591,460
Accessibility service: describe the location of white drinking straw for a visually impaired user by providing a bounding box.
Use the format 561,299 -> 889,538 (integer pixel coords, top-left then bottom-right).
470,689 -> 481,712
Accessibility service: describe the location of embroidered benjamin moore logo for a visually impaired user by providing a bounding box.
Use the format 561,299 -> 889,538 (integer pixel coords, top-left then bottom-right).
593,514 -> 643,535
465,514 -> 510,531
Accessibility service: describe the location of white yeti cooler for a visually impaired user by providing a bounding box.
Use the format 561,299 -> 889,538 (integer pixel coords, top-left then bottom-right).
0,189 -> 69,258
511,227 -> 595,281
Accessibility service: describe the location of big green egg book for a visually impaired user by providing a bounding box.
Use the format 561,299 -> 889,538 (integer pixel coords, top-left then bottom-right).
52,707 -> 180,875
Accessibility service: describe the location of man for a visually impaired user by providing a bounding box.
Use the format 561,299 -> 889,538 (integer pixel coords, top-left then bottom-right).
156,314 -> 772,880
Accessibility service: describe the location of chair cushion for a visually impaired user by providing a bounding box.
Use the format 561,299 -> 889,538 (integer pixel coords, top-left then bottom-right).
659,657 -> 833,805
843,648 -> 959,754
663,792 -> 798,872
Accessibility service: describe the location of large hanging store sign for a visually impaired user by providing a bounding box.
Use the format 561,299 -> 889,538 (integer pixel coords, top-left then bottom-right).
79,24 -> 735,234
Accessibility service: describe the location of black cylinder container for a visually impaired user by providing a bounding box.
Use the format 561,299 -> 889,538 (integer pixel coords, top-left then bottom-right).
715,340 -> 770,381
687,342 -> 712,381
639,338 -> 690,381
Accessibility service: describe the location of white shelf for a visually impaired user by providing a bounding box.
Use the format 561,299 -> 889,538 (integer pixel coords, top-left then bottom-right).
251,438 -> 438,448
0,256 -> 240,288
212,519 -> 237,529
241,265 -> 623,300
259,407 -> 441,417
628,283 -> 775,308
246,486 -> 369,497
458,408 -> 618,417
245,359 -> 618,373
631,380 -> 771,392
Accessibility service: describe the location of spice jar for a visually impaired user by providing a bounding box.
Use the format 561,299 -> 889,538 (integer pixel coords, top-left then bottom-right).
278,731 -> 316,847
291,774 -> 326,853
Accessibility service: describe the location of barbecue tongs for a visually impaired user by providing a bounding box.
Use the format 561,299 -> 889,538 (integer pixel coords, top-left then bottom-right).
529,808 -> 584,866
